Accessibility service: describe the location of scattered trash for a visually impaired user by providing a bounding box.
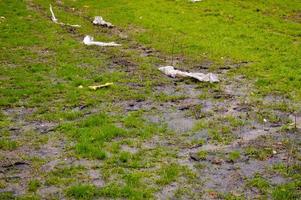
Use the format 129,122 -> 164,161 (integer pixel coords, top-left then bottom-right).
83,35 -> 121,47
88,82 -> 114,90
273,150 -> 277,155
263,118 -> 267,123
159,66 -> 219,83
49,4 -> 81,28
191,0 -> 202,2
78,85 -> 83,89
93,16 -> 114,28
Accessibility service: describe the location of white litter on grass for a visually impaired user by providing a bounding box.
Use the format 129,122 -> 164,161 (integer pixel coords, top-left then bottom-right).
83,35 -> 121,47
159,66 -> 219,83
190,0 -> 202,2
93,16 -> 114,28
49,4 -> 81,28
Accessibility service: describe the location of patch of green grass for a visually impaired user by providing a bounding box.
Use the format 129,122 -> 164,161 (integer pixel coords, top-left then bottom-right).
0,192 -> 15,200
244,146 -> 273,160
227,150 -> 241,162
28,179 -> 41,192
98,183 -> 153,199
0,139 -> 18,150
60,0 -> 301,100
46,166 -> 85,186
123,111 -> 167,139
272,182 -> 301,200
66,184 -> 96,200
60,113 -> 126,159
193,117 -> 238,144
246,174 -> 270,194
197,150 -> 208,160
156,164 -> 181,185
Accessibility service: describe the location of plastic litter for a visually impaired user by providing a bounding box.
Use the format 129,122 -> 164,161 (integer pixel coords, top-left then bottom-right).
83,35 -> 121,47
49,4 -> 81,28
191,0 -> 202,2
88,83 -> 114,90
93,16 -> 114,28
159,66 -> 219,83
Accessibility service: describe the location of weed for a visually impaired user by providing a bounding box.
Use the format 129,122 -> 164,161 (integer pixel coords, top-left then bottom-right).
28,179 -> 41,192
156,164 -> 181,185
66,184 -> 96,200
197,150 -> 208,160
246,174 -> 270,194
0,139 -> 17,150
227,151 -> 241,162
244,146 -> 273,160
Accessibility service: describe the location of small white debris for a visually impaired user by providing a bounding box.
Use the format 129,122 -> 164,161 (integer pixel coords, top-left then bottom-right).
83,35 -> 121,47
49,4 -> 81,28
273,150 -> 277,155
78,85 -> 83,89
93,16 -> 114,28
191,0 -> 202,2
159,66 -> 219,83
49,4 -> 58,23
263,118 -> 267,123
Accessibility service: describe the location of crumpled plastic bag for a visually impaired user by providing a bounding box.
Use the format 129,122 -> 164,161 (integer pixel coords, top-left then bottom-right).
93,16 -> 114,28
159,66 -> 219,83
83,35 -> 121,47
49,4 -> 81,28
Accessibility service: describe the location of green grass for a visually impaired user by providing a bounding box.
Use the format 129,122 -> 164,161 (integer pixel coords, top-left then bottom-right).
0,0 -> 300,199
58,0 -> 301,100
0,139 -> 18,151
27,179 -> 41,193
66,184 -> 96,200
197,150 -> 208,160
244,146 -> 273,160
246,174 -> 270,194
227,150 -> 241,162
156,164 -> 181,185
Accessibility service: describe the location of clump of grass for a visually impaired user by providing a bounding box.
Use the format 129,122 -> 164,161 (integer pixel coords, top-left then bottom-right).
66,184 -> 96,200
0,139 -> 17,150
197,150 -> 208,160
60,113 -> 126,160
156,164 -> 181,185
246,174 -> 270,194
75,143 -> 107,160
46,166 -> 84,186
227,151 -> 241,162
272,182 -> 301,200
244,146 -> 273,160
0,192 -> 15,200
98,183 -> 153,199
28,179 -> 41,192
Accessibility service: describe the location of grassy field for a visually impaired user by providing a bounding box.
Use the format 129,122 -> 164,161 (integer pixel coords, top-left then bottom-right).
0,0 -> 300,199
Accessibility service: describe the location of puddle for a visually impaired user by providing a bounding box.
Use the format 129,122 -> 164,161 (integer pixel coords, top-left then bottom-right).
165,112 -> 196,134
88,169 -> 105,187
121,145 -> 138,154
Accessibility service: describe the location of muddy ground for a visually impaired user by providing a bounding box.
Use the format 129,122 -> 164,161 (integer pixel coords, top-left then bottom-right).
1,1 -> 301,200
